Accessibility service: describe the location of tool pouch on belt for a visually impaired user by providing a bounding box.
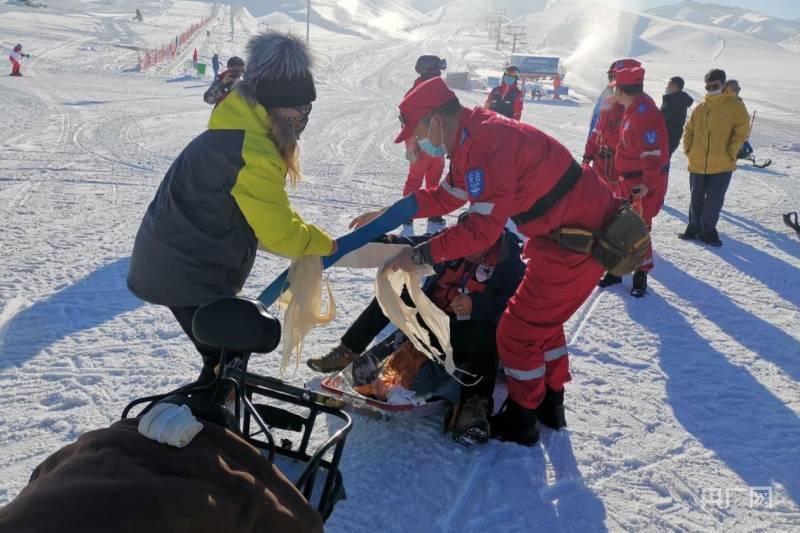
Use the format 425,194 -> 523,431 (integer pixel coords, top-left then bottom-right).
546,203 -> 650,276
593,203 -> 650,275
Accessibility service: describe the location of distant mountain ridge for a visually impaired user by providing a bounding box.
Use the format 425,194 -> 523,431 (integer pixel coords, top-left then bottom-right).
647,0 -> 800,52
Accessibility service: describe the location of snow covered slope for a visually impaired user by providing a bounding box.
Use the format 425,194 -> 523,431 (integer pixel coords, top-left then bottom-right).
1,0 -> 799,530
649,0 -> 800,52
255,0 -> 432,37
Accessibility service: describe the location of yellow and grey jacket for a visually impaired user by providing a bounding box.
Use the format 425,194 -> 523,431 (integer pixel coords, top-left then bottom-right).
128,90 -> 332,307
683,92 -> 750,175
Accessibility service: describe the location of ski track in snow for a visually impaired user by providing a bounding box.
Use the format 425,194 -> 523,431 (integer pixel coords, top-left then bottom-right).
1,1 -> 799,531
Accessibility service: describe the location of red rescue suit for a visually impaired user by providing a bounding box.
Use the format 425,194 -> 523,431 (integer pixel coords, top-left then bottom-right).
412,107 -> 616,409
403,77 -> 446,196
614,93 -> 670,272
403,147 -> 445,196
584,95 -> 625,186
485,84 -> 524,120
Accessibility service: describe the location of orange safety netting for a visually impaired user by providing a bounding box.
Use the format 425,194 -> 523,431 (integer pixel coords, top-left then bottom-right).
137,14 -> 215,71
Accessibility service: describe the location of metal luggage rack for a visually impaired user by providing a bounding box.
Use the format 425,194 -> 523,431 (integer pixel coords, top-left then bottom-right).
121,297 -> 353,520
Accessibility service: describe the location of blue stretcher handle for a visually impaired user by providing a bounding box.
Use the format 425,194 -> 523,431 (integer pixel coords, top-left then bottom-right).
257,195 -> 419,307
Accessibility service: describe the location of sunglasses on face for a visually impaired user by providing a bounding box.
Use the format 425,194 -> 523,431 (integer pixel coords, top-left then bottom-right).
705,81 -> 722,91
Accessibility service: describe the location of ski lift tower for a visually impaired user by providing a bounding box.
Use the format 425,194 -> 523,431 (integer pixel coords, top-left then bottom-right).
505,25 -> 527,54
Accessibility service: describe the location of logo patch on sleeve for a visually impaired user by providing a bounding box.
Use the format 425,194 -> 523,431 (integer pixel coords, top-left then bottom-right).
644,130 -> 657,144
637,104 -> 646,113
466,168 -> 485,198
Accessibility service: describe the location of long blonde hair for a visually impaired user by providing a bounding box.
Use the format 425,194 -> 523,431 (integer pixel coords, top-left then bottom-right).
268,111 -> 303,190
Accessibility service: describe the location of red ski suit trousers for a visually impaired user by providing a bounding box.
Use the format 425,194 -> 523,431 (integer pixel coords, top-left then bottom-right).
403,151 -> 445,197
497,167 -> 616,409
10,58 -> 20,75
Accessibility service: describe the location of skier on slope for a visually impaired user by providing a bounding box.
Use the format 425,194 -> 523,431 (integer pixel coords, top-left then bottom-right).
485,65 -> 524,120
598,66 -> 669,298
211,53 -> 220,80
129,33 -> 335,392
203,56 -> 245,106
583,59 -> 642,188
8,44 -> 30,77
350,78 -> 625,446
400,55 -> 449,237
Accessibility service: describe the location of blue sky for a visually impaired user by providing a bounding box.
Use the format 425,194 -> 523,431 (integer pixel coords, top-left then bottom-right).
621,0 -> 798,19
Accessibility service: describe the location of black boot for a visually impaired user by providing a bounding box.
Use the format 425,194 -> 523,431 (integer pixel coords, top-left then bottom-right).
598,273 -> 622,288
490,398 -> 539,446
697,230 -> 722,247
677,225 -> 698,240
452,396 -> 491,447
538,387 -> 566,430
630,270 -> 647,298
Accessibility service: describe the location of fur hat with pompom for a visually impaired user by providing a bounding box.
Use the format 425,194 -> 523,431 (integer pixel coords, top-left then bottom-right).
238,32 -> 316,109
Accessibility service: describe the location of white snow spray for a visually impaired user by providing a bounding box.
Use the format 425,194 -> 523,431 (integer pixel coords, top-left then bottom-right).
562,0 -> 641,91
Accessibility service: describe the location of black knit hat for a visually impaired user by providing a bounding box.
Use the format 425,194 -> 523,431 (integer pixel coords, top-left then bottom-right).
415,55 -> 446,78
227,56 -> 245,68
238,32 -> 316,109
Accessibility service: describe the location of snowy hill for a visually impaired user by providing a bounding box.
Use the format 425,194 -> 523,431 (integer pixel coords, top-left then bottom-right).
648,0 -> 800,52
252,0 -> 432,37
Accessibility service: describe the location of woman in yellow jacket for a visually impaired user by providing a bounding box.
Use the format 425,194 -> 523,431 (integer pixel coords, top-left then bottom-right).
679,68 -> 750,246
128,32 -> 335,384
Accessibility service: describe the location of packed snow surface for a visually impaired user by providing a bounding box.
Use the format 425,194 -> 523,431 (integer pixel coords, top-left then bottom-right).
1,0 -> 799,530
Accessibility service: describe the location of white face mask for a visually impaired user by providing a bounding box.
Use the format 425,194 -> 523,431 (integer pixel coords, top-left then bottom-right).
707,88 -> 722,95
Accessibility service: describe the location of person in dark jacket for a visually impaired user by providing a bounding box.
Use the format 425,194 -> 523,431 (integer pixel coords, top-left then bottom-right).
660,76 -> 693,157
204,56 -> 245,106
485,65 -> 525,120
129,33 -> 335,388
211,53 -> 220,80
308,223 -> 525,444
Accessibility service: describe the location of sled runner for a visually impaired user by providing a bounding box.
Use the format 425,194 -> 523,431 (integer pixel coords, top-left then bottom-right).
784,212 -> 800,237
737,114 -> 772,168
122,297 -> 354,520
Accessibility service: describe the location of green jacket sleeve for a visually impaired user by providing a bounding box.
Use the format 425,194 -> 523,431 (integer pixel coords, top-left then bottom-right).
728,100 -> 751,161
231,135 -> 333,259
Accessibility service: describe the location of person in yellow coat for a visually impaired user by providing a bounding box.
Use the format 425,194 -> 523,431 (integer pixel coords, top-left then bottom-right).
128,32 -> 335,386
679,68 -> 750,246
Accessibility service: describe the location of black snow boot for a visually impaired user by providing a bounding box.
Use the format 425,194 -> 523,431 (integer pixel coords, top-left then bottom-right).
677,225 -> 698,240
537,387 -> 567,430
630,270 -> 648,298
598,273 -> 622,288
452,396 -> 491,447
697,230 -> 722,247
490,398 -> 539,446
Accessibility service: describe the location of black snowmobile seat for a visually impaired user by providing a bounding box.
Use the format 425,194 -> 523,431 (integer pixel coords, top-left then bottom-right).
193,297 -> 281,353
